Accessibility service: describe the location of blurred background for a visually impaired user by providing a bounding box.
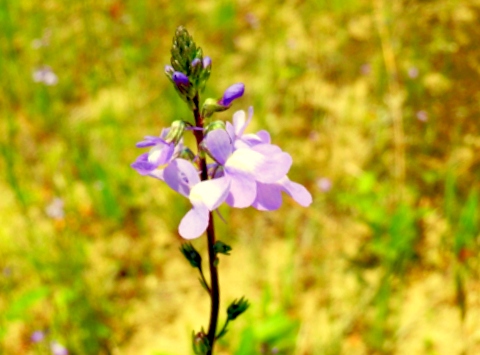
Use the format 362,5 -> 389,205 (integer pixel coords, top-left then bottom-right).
1,0 -> 480,354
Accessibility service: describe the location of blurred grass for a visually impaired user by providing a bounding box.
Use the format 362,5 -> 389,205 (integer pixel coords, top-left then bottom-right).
1,0 -> 480,354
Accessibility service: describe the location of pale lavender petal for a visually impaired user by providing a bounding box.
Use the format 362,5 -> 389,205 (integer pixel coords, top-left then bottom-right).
179,203 -> 209,239
225,171 -> 256,208
226,148 -> 292,183
148,143 -> 174,165
225,121 -> 236,141
205,129 -> 232,165
252,182 -> 283,211
251,143 -> 282,155
254,130 -> 271,144
131,153 -> 157,175
189,176 -> 230,210
232,108 -> 253,137
163,159 -> 199,198
232,110 -> 247,137
281,178 -> 312,207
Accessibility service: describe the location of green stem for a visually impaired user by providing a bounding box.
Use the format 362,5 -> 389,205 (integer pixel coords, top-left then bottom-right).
192,94 -> 220,354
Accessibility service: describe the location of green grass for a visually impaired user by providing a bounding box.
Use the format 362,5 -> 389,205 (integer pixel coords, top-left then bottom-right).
1,0 -> 480,354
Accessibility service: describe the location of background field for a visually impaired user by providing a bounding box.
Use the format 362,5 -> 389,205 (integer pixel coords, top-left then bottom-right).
1,0 -> 480,354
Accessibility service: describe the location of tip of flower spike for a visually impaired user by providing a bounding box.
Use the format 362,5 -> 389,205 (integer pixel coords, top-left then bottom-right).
219,83 -> 245,106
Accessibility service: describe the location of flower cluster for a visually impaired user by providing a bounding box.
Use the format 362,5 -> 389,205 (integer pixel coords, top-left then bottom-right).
132,105 -> 312,239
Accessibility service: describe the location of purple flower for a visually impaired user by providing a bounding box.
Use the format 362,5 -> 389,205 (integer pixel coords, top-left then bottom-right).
360,63 -> 371,75
163,159 -> 230,239
219,83 -> 244,106
33,66 -> 58,86
408,67 -> 419,79
316,177 -> 332,192
222,108 -> 312,209
204,129 -> 294,208
131,129 -> 177,178
50,341 -> 68,355
31,331 -> 45,343
45,197 -> 64,219
172,71 -> 190,86
416,110 -> 428,122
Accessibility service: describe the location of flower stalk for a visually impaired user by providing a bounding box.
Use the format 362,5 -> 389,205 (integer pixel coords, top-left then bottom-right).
192,93 -> 221,353
131,26 -> 312,355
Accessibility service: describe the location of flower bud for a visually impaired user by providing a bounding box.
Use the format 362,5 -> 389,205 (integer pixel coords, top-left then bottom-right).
192,331 -> 210,354
204,121 -> 226,135
201,98 -> 229,118
164,65 -> 175,76
191,58 -> 201,68
203,56 -> 212,69
213,240 -> 232,255
165,120 -> 186,144
219,83 -> 244,107
227,297 -> 250,321
180,243 -> 202,268
172,71 -> 190,86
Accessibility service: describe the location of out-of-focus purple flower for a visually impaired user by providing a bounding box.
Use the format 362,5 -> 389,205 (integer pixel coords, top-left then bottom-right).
316,177 -> 332,192
360,63 -> 371,76
50,341 -> 68,355
408,67 -> 419,79
172,71 -> 190,86
45,198 -> 65,219
33,66 -> 58,86
245,13 -> 259,29
31,331 -> 45,343
416,110 -> 428,122
131,129 -> 177,178
219,83 -> 244,106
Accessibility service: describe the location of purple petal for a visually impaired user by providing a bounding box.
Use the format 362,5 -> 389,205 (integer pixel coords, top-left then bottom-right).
163,159 -> 200,198
226,147 -> 292,183
136,136 -> 167,148
220,83 -> 244,106
225,172 -> 256,208
172,71 -> 189,85
252,182 -> 283,211
148,143 -> 174,166
281,178 -> 312,207
205,129 -> 233,165
179,203 -> 209,239
190,176 -> 230,210
131,153 -> 157,175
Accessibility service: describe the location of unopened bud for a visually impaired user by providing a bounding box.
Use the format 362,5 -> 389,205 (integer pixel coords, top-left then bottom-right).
227,297 -> 250,321
219,83 -> 244,107
180,243 -> 202,268
165,120 -> 186,144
